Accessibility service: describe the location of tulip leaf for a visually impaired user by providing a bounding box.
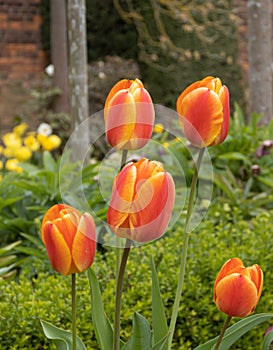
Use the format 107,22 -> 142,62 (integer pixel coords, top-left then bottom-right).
217,152 -> 251,166
151,256 -> 168,349
150,333 -> 170,350
262,328 -> 273,350
194,313 -> 273,350
122,312 -> 152,350
87,268 -> 123,350
40,319 -> 86,350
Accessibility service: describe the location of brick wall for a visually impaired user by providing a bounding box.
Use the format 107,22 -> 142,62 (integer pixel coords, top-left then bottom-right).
0,0 -> 48,83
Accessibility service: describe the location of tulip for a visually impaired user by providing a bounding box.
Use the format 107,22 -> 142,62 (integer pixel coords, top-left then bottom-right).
107,158 -> 175,243
176,76 -> 230,147
104,78 -> 155,150
41,204 -> 96,276
214,257 -> 263,317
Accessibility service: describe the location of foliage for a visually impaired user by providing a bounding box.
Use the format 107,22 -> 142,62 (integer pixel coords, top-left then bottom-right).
1,207 -> 273,349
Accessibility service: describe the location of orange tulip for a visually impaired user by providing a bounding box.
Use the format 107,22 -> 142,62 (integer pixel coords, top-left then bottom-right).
214,258 -> 263,317
107,158 -> 175,243
176,76 -> 230,147
41,204 -> 96,276
104,78 -> 155,150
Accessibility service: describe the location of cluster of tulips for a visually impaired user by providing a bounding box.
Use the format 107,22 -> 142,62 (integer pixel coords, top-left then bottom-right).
41,76 -> 264,349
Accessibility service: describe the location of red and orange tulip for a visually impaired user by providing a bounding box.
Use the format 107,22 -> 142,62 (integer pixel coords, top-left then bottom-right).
104,78 -> 155,150
41,204 -> 96,276
107,158 -> 175,243
176,76 -> 230,148
214,258 -> 263,317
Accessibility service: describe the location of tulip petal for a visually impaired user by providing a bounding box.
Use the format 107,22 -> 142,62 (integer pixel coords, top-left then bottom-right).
105,79 -> 133,108
247,264 -> 263,299
216,85 -> 230,145
41,204 -> 81,240
215,273 -> 258,317
43,222 -> 72,276
179,87 -> 224,147
105,91 -> 136,149
107,163 -> 137,229
72,213 -> 96,272
130,172 -> 175,242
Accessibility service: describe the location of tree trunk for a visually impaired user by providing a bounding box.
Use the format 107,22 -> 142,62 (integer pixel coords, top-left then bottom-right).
50,0 -> 70,114
248,0 -> 272,124
67,0 -> 89,160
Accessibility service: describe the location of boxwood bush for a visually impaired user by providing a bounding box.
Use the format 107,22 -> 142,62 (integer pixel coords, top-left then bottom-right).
1,205 -> 273,349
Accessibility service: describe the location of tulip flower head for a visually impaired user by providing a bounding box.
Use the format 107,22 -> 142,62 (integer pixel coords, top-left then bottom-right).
214,258 -> 263,318
104,79 -> 155,150
41,204 -> 96,276
107,158 -> 175,243
176,76 -> 230,148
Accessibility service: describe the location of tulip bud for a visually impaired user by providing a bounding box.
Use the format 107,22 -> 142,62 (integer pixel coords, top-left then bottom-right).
104,79 -> 155,150
214,257 -> 263,317
176,76 -> 230,148
41,204 -> 96,276
107,158 -> 175,243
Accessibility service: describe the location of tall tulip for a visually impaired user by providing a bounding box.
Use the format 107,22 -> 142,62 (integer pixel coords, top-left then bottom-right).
176,76 -> 230,148
107,158 -> 175,243
214,257 -> 263,318
104,79 -> 155,150
41,204 -> 96,276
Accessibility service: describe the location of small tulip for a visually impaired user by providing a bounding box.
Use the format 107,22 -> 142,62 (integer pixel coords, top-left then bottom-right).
214,257 -> 263,317
107,158 -> 175,243
176,76 -> 230,147
41,204 -> 96,276
104,79 -> 155,150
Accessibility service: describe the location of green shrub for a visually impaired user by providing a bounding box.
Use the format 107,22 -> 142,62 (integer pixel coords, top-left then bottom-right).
1,207 -> 273,349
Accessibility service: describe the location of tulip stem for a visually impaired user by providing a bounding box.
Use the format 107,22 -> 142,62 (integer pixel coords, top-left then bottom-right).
214,316 -> 232,350
114,239 -> 131,350
72,273 -> 77,350
168,148 -> 205,349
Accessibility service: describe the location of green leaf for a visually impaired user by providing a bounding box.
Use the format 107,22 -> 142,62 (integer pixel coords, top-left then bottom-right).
0,255 -> 17,268
0,241 -> 21,256
43,151 -> 57,172
87,268 -> 118,350
150,333 -> 170,350
151,257 -> 168,349
40,319 -> 86,350
218,152 -> 251,165
122,312 -> 152,350
262,328 -> 273,350
195,313 -> 273,350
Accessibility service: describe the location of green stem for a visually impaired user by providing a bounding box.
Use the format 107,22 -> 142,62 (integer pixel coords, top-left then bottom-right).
114,239 -> 131,350
116,150 -> 129,278
168,148 -> 205,349
72,273 -> 77,350
214,316 -> 232,350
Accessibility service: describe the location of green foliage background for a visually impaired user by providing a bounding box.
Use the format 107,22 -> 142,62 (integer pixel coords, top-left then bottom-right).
1,207 -> 273,349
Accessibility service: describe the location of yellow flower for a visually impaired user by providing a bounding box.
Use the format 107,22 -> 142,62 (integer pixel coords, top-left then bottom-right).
2,133 -> 22,148
163,142 -> 169,148
0,146 -> 4,154
24,134 -> 40,152
13,122 -> 28,136
38,134 -> 61,151
154,123 -> 164,134
5,159 -> 23,173
3,147 -> 16,158
14,147 -> 32,161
